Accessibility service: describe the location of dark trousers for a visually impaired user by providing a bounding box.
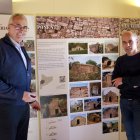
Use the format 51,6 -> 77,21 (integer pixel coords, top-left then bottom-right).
0,103 -> 30,140
120,98 -> 140,140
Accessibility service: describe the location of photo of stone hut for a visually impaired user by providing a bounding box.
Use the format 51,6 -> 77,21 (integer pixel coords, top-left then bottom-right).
48,98 -> 62,117
87,112 -> 101,124
70,100 -> 83,113
102,88 -> 119,105
102,72 -> 112,88
103,120 -> 118,134
40,94 -> 67,118
70,82 -> 88,98
71,114 -> 86,127
69,43 -> 88,54
105,41 -> 118,53
84,98 -> 101,111
102,55 -> 118,70
103,106 -> 118,119
90,82 -> 101,96
69,56 -> 101,82
89,42 -> 103,54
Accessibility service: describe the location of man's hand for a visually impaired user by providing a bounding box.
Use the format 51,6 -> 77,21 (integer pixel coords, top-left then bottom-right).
30,101 -> 41,111
22,91 -> 37,103
112,77 -> 123,88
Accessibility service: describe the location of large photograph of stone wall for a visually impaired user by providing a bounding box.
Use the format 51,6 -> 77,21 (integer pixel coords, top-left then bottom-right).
69,55 -> 101,82
36,16 -> 119,39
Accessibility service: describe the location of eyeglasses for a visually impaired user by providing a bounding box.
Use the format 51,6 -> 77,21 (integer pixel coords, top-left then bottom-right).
10,24 -> 29,31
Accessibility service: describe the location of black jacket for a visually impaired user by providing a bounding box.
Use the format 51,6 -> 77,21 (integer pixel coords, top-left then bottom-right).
112,53 -> 140,99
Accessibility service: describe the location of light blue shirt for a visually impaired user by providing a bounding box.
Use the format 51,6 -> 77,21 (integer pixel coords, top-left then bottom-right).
9,37 -> 27,69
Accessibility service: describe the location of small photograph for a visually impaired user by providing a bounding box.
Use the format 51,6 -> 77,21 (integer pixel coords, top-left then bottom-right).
102,87 -> 119,105
102,55 -> 118,70
103,106 -> 118,119
70,113 -> 86,127
90,82 -> 101,96
68,43 -> 88,54
24,40 -> 35,51
30,107 -> 37,118
102,71 -> 113,88
103,120 -> 118,134
69,56 -> 101,82
30,80 -> 36,92
70,100 -> 83,113
84,97 -> 101,111
105,40 -> 118,53
40,74 -> 53,89
89,42 -> 103,54
31,67 -> 36,80
28,53 -> 35,65
69,82 -> 88,98
87,112 -> 101,125
40,94 -> 67,118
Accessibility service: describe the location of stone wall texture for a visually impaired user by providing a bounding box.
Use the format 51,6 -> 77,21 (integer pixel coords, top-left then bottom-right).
36,16 -> 119,39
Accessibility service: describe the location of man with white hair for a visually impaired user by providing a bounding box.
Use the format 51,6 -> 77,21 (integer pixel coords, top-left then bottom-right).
0,13 -> 40,140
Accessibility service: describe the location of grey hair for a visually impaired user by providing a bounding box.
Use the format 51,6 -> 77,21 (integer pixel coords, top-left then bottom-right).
8,13 -> 27,25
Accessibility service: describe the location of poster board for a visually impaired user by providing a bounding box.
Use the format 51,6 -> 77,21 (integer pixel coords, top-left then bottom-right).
36,16 -> 120,140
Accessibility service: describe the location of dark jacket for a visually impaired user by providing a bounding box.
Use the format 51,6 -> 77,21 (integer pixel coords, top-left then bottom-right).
0,34 -> 31,105
112,53 -> 140,99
